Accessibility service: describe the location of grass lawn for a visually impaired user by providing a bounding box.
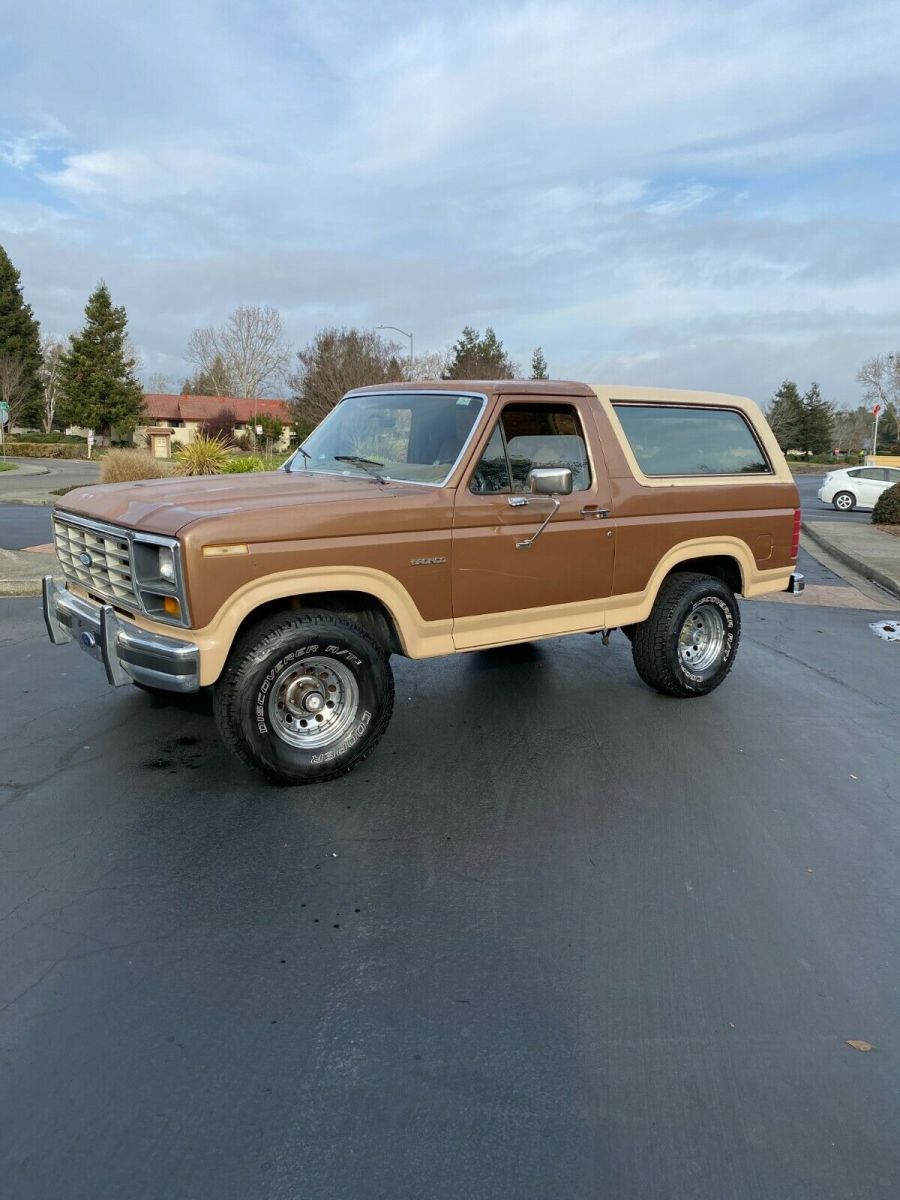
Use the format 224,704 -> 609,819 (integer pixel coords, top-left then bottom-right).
0,461 -> 17,472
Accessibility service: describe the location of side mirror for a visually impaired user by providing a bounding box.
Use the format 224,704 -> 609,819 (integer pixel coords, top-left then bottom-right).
530,466 -> 573,496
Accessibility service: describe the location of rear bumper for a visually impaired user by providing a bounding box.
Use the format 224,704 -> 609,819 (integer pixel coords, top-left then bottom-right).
42,576 -> 200,693
785,572 -> 805,595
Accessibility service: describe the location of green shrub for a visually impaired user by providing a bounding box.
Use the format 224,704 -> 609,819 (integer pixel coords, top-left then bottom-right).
9,430 -> 85,444
5,442 -> 88,458
100,450 -> 172,483
872,482 -> 900,525
174,433 -> 230,476
221,455 -> 266,473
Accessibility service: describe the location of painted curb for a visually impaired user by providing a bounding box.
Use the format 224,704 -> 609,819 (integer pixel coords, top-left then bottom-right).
802,522 -> 900,600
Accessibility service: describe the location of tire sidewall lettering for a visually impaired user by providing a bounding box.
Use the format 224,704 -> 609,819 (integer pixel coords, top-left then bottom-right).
253,642 -> 371,753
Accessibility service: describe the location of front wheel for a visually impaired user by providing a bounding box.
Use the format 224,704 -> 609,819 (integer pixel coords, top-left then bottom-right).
213,610 -> 394,785
832,491 -> 856,511
631,573 -> 740,698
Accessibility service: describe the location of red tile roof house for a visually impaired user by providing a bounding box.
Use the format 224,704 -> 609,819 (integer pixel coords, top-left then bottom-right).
137,394 -> 294,450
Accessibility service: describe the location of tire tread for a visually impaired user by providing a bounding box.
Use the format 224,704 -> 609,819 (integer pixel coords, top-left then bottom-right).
213,609 -> 394,785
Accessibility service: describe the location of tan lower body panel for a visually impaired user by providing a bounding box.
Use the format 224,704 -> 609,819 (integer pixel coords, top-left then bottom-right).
68,539 -> 793,684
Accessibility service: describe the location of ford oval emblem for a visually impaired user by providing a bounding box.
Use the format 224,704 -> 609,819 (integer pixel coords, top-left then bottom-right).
79,551 -> 93,567
80,632 -> 96,649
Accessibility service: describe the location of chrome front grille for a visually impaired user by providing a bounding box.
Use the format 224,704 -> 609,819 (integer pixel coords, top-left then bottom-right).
53,517 -> 138,607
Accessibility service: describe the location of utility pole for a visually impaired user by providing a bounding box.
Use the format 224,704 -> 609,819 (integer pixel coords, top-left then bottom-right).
376,326 -> 414,380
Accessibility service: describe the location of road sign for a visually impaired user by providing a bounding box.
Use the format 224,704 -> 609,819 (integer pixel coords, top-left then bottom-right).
873,403 -> 882,416
0,401 -> 8,427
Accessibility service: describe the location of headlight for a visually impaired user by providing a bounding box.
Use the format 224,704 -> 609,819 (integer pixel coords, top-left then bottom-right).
158,545 -> 175,582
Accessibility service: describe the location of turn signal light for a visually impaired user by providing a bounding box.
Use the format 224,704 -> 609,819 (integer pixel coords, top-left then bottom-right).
791,508 -> 801,559
163,596 -> 181,617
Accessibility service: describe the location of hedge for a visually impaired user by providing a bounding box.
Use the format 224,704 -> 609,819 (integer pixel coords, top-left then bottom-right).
4,442 -> 91,459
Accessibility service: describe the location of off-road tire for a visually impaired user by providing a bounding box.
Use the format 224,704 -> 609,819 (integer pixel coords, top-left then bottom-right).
214,609 -> 394,785
832,491 -> 856,512
631,572 -> 740,698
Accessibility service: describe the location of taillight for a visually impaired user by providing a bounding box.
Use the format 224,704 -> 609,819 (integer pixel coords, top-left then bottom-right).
791,507 -> 801,559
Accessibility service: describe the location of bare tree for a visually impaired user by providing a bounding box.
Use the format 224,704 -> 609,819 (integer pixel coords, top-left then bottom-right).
144,371 -> 177,395
187,305 -> 290,399
289,328 -> 404,425
0,353 -> 29,428
39,335 -> 66,433
857,353 -> 900,408
407,349 -> 447,381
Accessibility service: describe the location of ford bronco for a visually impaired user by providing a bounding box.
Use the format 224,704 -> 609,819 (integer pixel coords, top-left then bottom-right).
43,381 -> 803,784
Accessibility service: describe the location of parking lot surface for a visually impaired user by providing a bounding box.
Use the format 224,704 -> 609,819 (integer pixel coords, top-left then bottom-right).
1,564 -> 898,1199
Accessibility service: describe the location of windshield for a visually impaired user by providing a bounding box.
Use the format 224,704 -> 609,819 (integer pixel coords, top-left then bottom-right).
288,392 -> 486,484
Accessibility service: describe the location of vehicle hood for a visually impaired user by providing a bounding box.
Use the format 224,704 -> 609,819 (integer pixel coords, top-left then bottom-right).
55,470 -> 419,537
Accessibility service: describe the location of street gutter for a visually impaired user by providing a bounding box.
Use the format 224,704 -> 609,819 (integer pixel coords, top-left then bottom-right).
802,522 -> 900,600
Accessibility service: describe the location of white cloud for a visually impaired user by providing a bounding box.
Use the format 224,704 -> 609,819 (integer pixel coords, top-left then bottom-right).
1,0 -> 899,405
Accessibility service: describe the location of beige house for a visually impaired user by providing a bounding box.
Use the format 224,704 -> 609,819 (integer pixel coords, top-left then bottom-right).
138,394 -> 294,451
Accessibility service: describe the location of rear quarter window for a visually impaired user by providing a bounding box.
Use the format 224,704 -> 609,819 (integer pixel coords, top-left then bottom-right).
613,404 -> 772,477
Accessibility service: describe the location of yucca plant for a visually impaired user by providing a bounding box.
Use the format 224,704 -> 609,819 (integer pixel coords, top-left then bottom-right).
174,433 -> 230,476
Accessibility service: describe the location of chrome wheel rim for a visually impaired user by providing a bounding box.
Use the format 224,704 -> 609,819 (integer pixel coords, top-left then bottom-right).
678,603 -> 727,674
267,656 -> 359,749
835,493 -> 853,510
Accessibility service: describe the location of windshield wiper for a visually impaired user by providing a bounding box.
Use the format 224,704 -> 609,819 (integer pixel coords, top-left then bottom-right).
332,455 -> 387,484
287,446 -> 311,471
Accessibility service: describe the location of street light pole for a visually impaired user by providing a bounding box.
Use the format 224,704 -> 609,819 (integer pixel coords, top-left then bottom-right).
376,325 -> 414,380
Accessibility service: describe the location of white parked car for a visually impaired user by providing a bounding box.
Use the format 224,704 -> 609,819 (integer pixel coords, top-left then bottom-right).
818,465 -> 900,511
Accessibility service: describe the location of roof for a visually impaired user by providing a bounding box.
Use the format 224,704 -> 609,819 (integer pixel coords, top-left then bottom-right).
142,394 -> 293,424
350,379 -> 594,397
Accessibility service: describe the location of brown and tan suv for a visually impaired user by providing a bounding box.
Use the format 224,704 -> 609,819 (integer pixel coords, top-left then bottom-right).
43,381 -> 803,784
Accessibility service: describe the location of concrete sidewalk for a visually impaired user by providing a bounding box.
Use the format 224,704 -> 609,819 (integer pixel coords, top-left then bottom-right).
803,521 -> 900,599
0,547 -> 61,597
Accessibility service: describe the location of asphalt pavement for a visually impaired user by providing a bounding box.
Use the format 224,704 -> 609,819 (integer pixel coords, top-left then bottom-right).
0,456 -> 100,507
0,504 -> 51,549
1,560 -> 898,1199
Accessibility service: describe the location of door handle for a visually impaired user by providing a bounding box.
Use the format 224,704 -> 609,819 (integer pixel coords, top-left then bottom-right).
580,506 -> 609,519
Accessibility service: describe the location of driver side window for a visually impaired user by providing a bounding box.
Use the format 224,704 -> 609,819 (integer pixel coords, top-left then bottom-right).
469,404 -> 591,494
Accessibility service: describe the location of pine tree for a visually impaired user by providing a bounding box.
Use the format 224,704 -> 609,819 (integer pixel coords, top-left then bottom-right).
530,347 -> 549,380
767,380 -> 804,452
0,243 -> 42,425
182,353 -> 236,396
59,281 -> 145,440
442,326 -> 518,379
800,382 -> 834,457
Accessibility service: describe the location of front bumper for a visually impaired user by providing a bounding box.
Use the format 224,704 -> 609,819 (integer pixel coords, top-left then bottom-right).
42,576 -> 200,693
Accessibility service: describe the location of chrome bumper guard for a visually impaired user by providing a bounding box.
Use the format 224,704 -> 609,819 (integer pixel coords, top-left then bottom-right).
786,572 -> 805,595
42,576 -> 200,693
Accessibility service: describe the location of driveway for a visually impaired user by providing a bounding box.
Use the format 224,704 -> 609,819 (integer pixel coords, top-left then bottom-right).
1,551 -> 898,1200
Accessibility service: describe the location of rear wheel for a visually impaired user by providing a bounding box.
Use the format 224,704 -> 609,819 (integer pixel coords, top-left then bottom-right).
832,491 -> 856,511
213,609 -> 394,785
631,573 -> 740,698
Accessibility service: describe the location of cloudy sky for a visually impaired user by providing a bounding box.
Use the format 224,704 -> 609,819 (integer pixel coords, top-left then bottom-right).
2,0 -> 899,405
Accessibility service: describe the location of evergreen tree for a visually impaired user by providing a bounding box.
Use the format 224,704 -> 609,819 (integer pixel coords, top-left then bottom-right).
766,380 -> 804,451
530,346 -> 549,380
442,326 -> 518,379
0,243 -> 42,425
59,281 -> 145,440
800,382 -> 834,456
182,353 -> 236,395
